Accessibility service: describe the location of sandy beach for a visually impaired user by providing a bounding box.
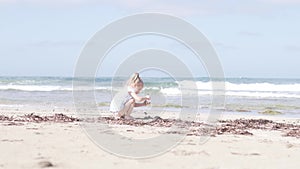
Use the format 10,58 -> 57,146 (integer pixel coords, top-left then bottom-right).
1,109 -> 299,169
2,0 -> 300,168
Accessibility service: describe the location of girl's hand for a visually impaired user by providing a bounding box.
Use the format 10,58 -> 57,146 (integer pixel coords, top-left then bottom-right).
144,100 -> 150,105
146,94 -> 151,100
145,94 -> 151,105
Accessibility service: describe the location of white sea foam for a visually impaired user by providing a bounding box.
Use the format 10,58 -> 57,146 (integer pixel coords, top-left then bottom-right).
160,87 -> 182,96
0,85 -> 112,92
1,81 -> 300,98
160,81 -> 300,98
0,85 -> 62,92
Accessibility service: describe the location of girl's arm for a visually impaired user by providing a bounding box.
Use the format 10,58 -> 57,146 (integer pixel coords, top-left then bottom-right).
134,101 -> 149,107
130,92 -> 148,102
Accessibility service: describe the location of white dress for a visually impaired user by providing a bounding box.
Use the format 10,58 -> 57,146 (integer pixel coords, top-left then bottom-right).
109,86 -> 136,112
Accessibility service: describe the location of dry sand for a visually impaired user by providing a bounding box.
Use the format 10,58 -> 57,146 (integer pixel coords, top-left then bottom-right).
0,110 -> 299,169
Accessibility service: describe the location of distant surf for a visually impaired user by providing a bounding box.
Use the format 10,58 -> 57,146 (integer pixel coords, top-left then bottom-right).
0,77 -> 299,116
0,77 -> 299,99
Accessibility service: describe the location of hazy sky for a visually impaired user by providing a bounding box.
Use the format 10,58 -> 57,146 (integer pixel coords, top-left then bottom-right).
0,0 -> 300,78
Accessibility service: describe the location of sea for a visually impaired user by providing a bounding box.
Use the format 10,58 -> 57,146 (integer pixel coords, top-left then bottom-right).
0,76 -> 299,117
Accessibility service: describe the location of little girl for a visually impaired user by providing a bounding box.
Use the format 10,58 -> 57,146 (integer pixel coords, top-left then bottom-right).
110,73 -> 150,119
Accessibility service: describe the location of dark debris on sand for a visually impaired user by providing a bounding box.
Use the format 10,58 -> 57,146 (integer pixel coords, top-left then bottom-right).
218,119 -> 300,138
1,113 -> 299,138
285,128 -> 300,138
97,116 -> 212,130
97,116 -> 300,138
21,113 -> 81,123
0,113 -> 81,124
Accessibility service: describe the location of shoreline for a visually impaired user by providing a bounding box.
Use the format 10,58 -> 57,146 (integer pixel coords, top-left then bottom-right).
1,112 -> 299,138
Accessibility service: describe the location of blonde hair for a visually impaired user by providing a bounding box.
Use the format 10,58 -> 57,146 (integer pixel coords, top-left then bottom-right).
128,73 -> 143,86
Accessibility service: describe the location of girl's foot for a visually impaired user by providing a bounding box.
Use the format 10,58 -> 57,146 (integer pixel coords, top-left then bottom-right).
114,113 -> 124,120
124,115 -> 134,120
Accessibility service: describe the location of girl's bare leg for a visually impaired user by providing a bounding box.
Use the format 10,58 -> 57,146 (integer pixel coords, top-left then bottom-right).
118,99 -> 135,118
125,102 -> 134,117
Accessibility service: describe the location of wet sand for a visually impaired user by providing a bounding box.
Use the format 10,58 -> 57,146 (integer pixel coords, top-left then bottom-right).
0,111 -> 299,169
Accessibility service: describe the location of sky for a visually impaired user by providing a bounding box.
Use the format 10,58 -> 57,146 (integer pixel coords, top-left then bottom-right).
0,0 -> 300,78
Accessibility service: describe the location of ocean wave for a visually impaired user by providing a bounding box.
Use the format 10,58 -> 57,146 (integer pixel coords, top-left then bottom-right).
159,90 -> 300,98
0,85 -> 112,92
0,81 -> 300,98
224,91 -> 300,98
160,81 -> 300,98
160,87 -> 182,96
193,81 -> 300,92
0,85 -> 64,92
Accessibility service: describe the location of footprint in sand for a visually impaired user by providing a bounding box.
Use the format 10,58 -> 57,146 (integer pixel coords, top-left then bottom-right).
1,139 -> 23,142
286,143 -> 294,148
231,152 -> 260,156
38,161 -> 54,168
